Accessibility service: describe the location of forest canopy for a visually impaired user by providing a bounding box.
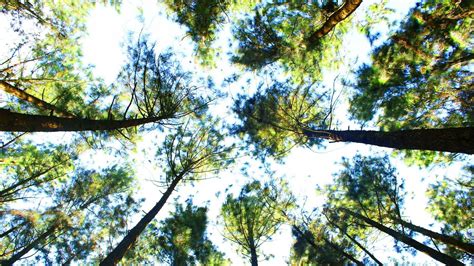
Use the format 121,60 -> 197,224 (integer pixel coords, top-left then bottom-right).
0,0 -> 472,265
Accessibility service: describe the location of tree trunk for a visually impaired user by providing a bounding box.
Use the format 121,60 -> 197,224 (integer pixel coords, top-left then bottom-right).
307,0 -> 363,49
0,163 -> 61,199
0,109 -> 171,132
0,81 -> 75,118
302,127 -> 474,154
325,216 -> 383,265
322,237 -> 364,266
291,225 -> 363,266
1,225 -> 58,265
249,245 -> 258,266
393,217 -> 474,254
341,208 -> 464,265
100,175 -> 183,266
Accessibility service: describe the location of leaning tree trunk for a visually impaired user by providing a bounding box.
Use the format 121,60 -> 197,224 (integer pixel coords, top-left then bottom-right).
1,225 -> 59,265
291,224 -> 364,266
0,109 -> 171,132
340,208 -> 464,265
100,175 -> 183,266
326,217 -> 383,265
393,217 -> 474,254
0,81 -> 75,118
303,127 -> 474,154
307,0 -> 363,49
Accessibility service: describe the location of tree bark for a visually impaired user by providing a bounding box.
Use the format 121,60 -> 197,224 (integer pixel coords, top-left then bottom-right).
393,217 -> 474,254
0,109 -> 171,132
0,81 -> 75,118
100,175 -> 183,266
303,127 -> 474,154
341,208 -> 464,265
307,0 -> 363,49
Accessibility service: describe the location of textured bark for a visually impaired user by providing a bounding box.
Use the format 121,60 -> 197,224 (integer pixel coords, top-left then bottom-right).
393,217 -> 474,254
100,176 -> 183,266
341,208 -> 464,265
303,127 -> 474,154
0,81 -> 75,118
307,0 -> 363,48
0,109 -> 170,132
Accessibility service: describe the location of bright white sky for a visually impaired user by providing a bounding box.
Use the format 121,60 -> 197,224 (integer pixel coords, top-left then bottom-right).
1,0 -> 470,265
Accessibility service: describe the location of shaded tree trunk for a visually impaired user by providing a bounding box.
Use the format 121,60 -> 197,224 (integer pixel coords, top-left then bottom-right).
307,0 -> 363,49
0,81 -> 75,118
393,217 -> 474,254
100,175 -> 183,266
1,225 -> 59,265
341,208 -> 464,265
291,224 -> 364,266
303,127 -> 474,154
325,216 -> 383,265
0,109 -> 171,132
322,237 -> 364,266
249,244 -> 258,266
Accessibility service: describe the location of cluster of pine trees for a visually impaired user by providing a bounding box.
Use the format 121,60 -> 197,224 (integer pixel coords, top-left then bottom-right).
0,0 -> 472,265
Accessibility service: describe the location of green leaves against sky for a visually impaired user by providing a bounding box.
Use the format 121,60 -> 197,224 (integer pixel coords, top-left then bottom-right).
0,0 -> 472,265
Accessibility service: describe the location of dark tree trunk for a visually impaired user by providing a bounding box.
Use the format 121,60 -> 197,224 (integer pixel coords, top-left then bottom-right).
326,217 -> 383,265
100,175 -> 183,266
322,237 -> 364,266
1,225 -> 58,265
303,127 -> 474,154
0,221 -> 28,239
341,208 -> 464,265
0,81 -> 75,118
393,217 -> 474,254
0,163 -> 61,199
0,109 -> 171,132
307,0 -> 363,49
249,245 -> 258,266
291,225 -> 364,266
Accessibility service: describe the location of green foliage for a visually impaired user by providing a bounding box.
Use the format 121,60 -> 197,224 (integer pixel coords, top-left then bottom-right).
290,221 -> 357,265
221,180 -> 294,263
426,165 -> 474,259
350,0 -> 473,130
232,80 -> 329,158
156,200 -> 227,265
232,1 -> 352,82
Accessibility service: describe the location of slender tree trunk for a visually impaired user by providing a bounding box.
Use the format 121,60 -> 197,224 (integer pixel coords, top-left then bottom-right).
341,208 -> 464,265
0,109 -> 171,132
249,244 -> 258,266
0,221 -> 28,239
307,0 -> 363,48
393,217 -> 474,254
100,175 -> 183,266
291,225 -> 363,266
0,163 -> 61,198
0,81 -> 75,118
1,225 -> 58,265
322,237 -> 364,266
325,217 -> 383,265
303,127 -> 474,154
